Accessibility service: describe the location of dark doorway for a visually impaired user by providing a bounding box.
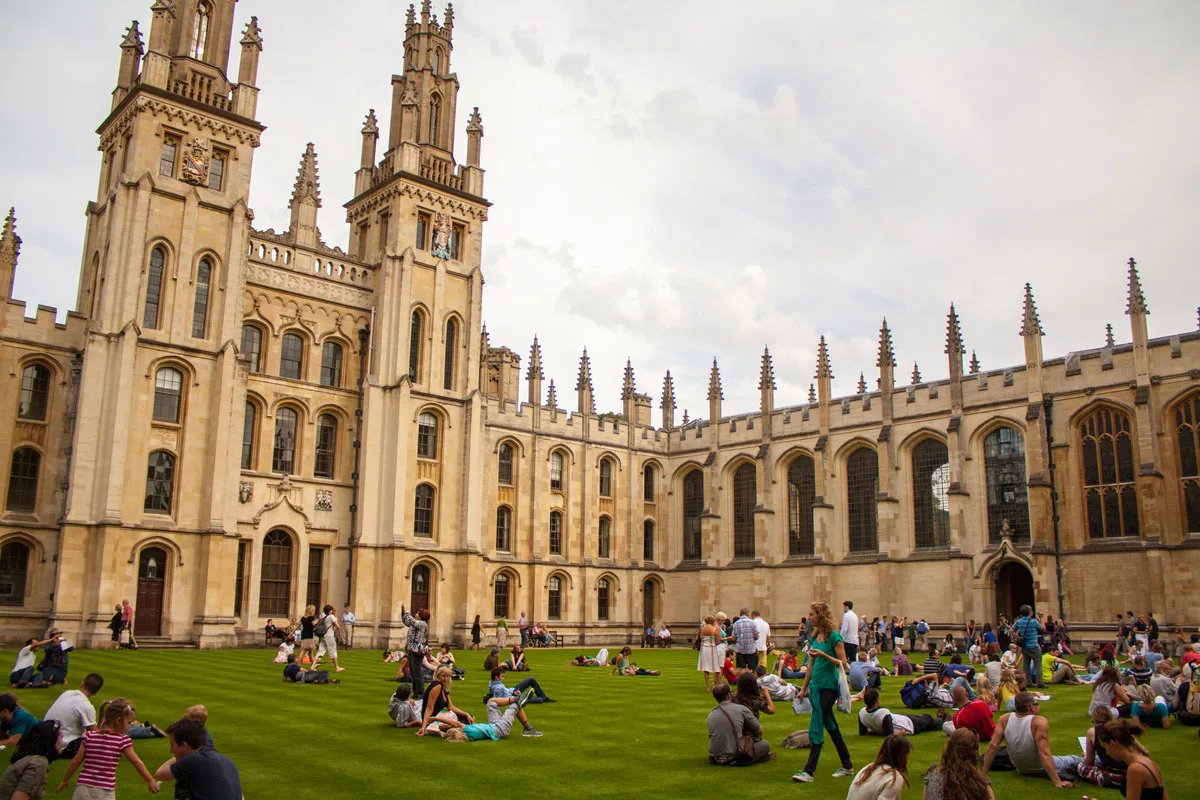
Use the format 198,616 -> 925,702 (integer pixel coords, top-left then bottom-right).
135,547 -> 167,637
411,564 -> 430,613
995,562 -> 1035,622
642,580 -> 656,629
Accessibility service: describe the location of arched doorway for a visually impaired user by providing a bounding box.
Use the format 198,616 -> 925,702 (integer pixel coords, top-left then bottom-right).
135,547 -> 167,637
642,579 -> 657,629
410,564 -> 430,613
995,562 -> 1035,622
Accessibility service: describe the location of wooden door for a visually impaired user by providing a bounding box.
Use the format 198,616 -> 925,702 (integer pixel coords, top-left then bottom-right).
135,547 -> 167,637
410,564 -> 430,613
642,580 -> 655,629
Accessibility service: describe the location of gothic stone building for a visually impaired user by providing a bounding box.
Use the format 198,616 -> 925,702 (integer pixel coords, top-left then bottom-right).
1,1 -> 1198,648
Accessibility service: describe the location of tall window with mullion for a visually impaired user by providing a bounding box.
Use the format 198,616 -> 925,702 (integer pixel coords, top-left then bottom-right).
143,247 -> 166,329
314,414 -> 337,479
443,318 -> 457,391
550,451 -> 564,491
153,367 -> 183,423
643,519 -> 655,562
597,577 -> 610,621
495,506 -> 512,551
258,530 -> 293,617
0,541 -> 30,606
549,510 -> 563,555
408,310 -> 423,383
497,443 -> 514,486
241,401 -> 257,470
279,333 -> 304,380
240,325 -> 263,372
1176,394 -> 1200,534
191,257 -> 212,338
414,484 -> 435,537
6,449 -> 40,512
272,408 -> 298,474
547,576 -> 562,620
787,455 -> 816,556
493,572 -> 509,618
598,517 -> 611,558
417,412 -> 439,459
912,439 -> 951,548
599,458 -> 613,497
143,450 -> 175,513
846,448 -> 879,553
1081,407 -> 1140,538
320,342 -> 343,387
17,364 -> 50,421
984,426 -> 1030,542
682,470 -> 703,560
732,462 -> 757,559
643,466 -> 655,502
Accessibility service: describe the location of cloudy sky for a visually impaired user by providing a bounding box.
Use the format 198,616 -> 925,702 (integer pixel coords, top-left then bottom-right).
2,1 -> 1199,417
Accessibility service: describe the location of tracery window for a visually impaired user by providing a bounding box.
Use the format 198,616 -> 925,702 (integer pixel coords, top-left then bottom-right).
191,257 -> 212,338
143,247 -> 166,329
258,530 -> 292,617
1081,407 -> 1139,539
682,470 -> 703,560
18,364 -> 50,421
280,333 -> 304,380
1176,394 -> 1200,534
190,2 -> 211,60
847,448 -> 879,552
0,541 -> 29,606
272,407 -> 297,474
912,439 -> 951,548
428,94 -> 441,144
984,426 -> 1030,542
787,455 -> 816,556
732,462 -> 756,559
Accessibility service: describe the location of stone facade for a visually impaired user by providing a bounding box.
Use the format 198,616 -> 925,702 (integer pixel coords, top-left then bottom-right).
1,2 -> 1198,648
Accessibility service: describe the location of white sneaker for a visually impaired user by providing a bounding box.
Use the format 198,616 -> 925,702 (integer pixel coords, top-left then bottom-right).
791,771 -> 813,783
832,768 -> 855,778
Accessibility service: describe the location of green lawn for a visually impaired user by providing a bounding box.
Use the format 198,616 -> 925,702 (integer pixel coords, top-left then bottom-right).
1,646 -> 1194,798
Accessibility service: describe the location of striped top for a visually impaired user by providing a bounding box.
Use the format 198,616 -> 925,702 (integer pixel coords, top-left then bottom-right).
77,730 -> 132,789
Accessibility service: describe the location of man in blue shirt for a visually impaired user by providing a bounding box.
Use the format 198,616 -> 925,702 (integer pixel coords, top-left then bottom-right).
1012,605 -> 1044,688
731,608 -> 760,671
847,652 -> 881,692
486,667 -> 553,703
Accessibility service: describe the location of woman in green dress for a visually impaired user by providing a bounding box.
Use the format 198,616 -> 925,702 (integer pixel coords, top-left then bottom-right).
793,601 -> 854,784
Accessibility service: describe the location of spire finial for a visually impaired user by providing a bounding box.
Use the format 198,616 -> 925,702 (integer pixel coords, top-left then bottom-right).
911,362 -> 922,384
815,335 -> 834,379
467,106 -> 483,133
682,408 -> 690,425
662,371 -> 675,407
1105,323 -> 1115,348
877,318 -> 894,368
1126,257 -> 1148,315
621,358 -> 636,399
758,347 -> 776,391
406,4 -> 416,25
240,16 -> 263,49
1021,283 -> 1043,336
527,336 -> 543,381
444,3 -> 455,28
0,208 -> 20,260
576,348 -> 593,392
857,372 -> 867,394
945,303 -> 963,356
808,383 -> 817,403
362,108 -> 379,135
546,379 -> 557,408
290,143 -> 321,209
969,350 -> 980,374
707,358 -> 723,401
121,20 -> 144,53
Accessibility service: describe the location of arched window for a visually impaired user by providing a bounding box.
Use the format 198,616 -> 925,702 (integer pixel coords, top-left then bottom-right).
191,257 -> 212,338
143,247 -> 166,329
414,484 -> 434,537
643,466 -> 656,502
549,510 -> 563,555
597,577 -> 610,621
847,448 -> 879,552
682,469 -> 704,560
320,342 -> 343,387
153,367 -> 183,423
408,310 -> 423,382
241,325 -> 263,373
598,517 -> 611,558
428,94 -> 441,144
733,462 -> 757,559
984,426 -> 1030,542
241,401 -> 257,470
787,455 -> 816,556
550,451 -> 564,492
1176,394 -> 1200,534
432,49 -> 442,75
190,2 -> 212,60
6,449 -> 40,512
547,575 -> 562,620
912,439 -> 951,549
314,414 -> 337,479
599,458 -> 613,498
258,529 -> 293,616
498,443 -> 513,486
443,318 -> 457,390
495,506 -> 512,551
280,333 -> 304,380
272,407 -> 298,474
417,412 -> 438,459
143,450 -> 175,513
1081,407 -> 1139,539
18,364 -> 51,421
643,519 -> 655,562
0,541 -> 30,606
493,572 -> 510,618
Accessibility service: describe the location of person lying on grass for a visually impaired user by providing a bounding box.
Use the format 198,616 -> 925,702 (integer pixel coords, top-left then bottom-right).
487,667 -> 553,704
754,665 -> 805,714
566,654 -> 599,667
439,688 -> 542,741
611,647 -> 660,676
282,653 -> 339,684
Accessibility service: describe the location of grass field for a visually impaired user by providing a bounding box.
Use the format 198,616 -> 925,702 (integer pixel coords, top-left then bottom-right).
1,646 -> 1194,798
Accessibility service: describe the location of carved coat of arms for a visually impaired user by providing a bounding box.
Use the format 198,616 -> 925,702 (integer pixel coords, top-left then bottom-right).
181,136 -> 210,185
239,480 -> 253,504
431,212 -> 452,259
315,490 -> 333,512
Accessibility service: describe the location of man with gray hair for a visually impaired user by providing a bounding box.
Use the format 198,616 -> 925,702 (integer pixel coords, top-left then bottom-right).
731,608 -> 759,671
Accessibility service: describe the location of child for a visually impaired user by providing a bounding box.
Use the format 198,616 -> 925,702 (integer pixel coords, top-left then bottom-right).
975,675 -> 998,713
57,697 -> 159,797
183,705 -> 215,748
272,639 -> 295,664
440,689 -> 541,740
998,667 -> 1020,712
387,684 -> 421,729
720,652 -> 739,685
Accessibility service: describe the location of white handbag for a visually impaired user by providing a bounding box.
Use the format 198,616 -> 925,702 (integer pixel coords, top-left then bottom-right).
836,665 -> 852,713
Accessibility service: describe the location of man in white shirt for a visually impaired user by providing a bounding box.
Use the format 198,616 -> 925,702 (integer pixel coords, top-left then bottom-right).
8,637 -> 49,687
341,606 -> 356,648
43,672 -> 103,758
752,610 -> 771,661
857,687 -> 941,736
841,600 -> 860,663
755,665 -> 805,713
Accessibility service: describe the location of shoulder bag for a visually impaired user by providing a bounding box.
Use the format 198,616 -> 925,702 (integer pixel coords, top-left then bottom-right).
717,705 -> 756,763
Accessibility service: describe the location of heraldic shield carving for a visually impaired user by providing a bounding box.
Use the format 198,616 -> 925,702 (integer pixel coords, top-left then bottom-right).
431,212 -> 452,259
181,136 -> 211,185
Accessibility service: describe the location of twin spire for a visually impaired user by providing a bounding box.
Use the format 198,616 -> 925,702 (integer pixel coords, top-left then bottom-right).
1126,257 -> 1148,315
290,143 -> 321,209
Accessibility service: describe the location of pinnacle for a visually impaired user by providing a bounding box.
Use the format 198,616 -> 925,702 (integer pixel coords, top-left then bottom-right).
758,347 -> 776,391
661,371 -> 675,408
546,379 -> 557,407
362,109 -> 379,135
290,143 -> 321,209
911,362 -> 922,384
1126,257 -> 1148,315
814,335 -> 834,380
945,303 -> 963,356
857,372 -> 867,394
1104,323 -> 1115,348
467,107 -> 483,133
240,16 -> 263,48
621,358 -> 636,399
877,318 -> 894,368
121,21 -> 143,51
1020,283 -> 1043,337
0,208 -> 20,257
969,350 -> 981,374
707,358 -> 723,402
526,336 -> 543,381
575,348 -> 593,393
808,383 -> 817,403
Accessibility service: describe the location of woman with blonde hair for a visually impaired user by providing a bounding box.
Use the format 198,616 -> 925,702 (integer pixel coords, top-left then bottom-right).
791,602 -> 853,784
696,615 -> 723,691
923,728 -> 994,800
298,604 -> 318,665
419,666 -> 473,735
846,734 -> 910,800
974,674 -> 998,713
997,667 -> 1020,712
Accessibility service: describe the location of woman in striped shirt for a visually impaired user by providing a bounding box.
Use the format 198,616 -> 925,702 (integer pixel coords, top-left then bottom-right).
56,697 -> 159,798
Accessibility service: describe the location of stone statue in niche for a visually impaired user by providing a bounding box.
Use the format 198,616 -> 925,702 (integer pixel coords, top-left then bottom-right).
431,212 -> 452,259
181,136 -> 210,185
238,481 -> 253,504
315,490 -> 333,512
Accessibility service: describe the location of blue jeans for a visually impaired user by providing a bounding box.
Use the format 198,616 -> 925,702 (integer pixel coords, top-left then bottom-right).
949,676 -> 976,701
514,676 -> 547,702
781,668 -> 806,679
9,667 -> 33,685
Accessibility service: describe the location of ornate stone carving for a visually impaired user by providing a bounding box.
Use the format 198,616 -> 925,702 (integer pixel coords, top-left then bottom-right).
431,212 -> 452,258
315,489 -> 333,512
239,481 -> 253,504
181,136 -> 211,185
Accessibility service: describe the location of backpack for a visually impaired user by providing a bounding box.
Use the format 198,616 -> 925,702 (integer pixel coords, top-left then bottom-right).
314,616 -> 331,637
1185,667 -> 1200,717
900,680 -> 930,709
917,621 -> 929,635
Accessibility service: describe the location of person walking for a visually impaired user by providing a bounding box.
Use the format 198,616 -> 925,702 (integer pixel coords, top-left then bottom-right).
792,601 -> 853,784
401,604 -> 431,700
470,615 -> 482,650
1012,605 -> 1045,688
751,610 -> 770,666
696,615 -> 722,691
312,604 -> 345,673
841,600 -> 860,663
298,605 -> 318,666
495,615 -> 508,649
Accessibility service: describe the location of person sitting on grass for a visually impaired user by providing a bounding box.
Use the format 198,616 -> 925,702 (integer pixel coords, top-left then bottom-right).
487,667 -> 553,704
1094,719 -> 1168,800
923,644 -> 946,677
733,671 -> 774,718
943,654 -> 976,687
706,683 -> 772,766
127,718 -> 167,740
283,653 -> 339,684
1079,704 -> 1142,789
1150,661 -> 1179,711
1124,656 -> 1154,686
440,687 -> 542,741
382,648 -> 402,663
846,734 -> 911,800
0,693 -> 39,750
974,675 -> 998,713
772,648 -> 805,679
923,728 -> 995,800
1041,645 -> 1082,685
848,651 -> 882,692
153,718 -> 242,800
0,719 -> 60,800
182,706 -> 214,749
857,687 -> 941,736
272,639 -> 295,664
56,697 -> 159,796
8,638 -> 50,689
418,667 -> 473,735
435,642 -> 456,668
719,652 -> 739,686
1119,684 -> 1171,729
1090,666 -> 1131,719
998,668 -> 1021,712
611,647 -> 661,676
501,645 -> 527,672
941,685 -> 996,742
891,645 -> 913,676
388,683 -> 422,729
865,648 -> 891,676
754,665 -> 805,714
982,691 -> 1080,788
